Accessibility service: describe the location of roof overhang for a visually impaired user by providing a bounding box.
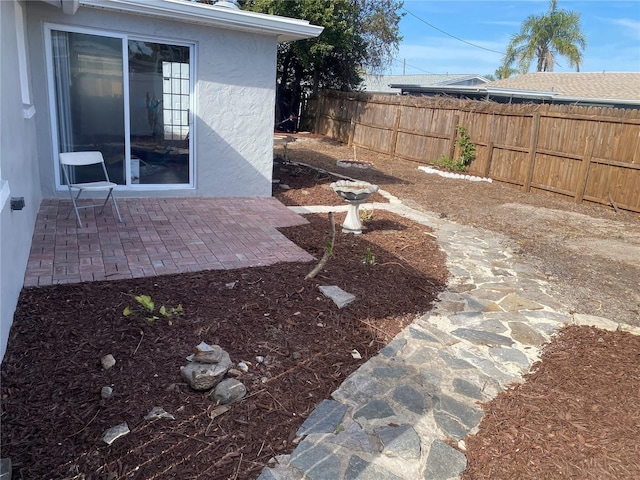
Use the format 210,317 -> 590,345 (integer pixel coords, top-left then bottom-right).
42,0 -> 323,42
40,0 -> 80,15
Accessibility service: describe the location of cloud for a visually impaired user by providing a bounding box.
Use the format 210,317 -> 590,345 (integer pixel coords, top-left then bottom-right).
482,20 -> 522,27
609,18 -> 640,40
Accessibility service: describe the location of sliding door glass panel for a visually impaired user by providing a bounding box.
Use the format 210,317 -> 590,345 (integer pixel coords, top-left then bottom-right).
128,41 -> 190,185
51,30 -> 125,184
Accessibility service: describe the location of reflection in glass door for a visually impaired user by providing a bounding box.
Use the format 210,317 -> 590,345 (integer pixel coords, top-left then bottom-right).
128,41 -> 191,185
51,30 -> 126,184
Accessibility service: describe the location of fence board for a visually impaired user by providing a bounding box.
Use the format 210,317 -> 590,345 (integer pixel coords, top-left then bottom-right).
308,91 -> 640,213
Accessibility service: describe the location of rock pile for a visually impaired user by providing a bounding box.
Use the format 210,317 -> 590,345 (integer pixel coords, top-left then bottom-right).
180,342 -> 247,405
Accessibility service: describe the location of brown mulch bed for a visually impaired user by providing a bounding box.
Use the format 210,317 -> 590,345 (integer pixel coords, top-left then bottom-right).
462,325 -> 640,480
2,134 -> 639,479
0,206 -> 446,479
273,156 -> 389,207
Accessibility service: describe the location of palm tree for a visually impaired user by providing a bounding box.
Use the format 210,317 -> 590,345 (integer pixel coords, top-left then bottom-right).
501,0 -> 586,75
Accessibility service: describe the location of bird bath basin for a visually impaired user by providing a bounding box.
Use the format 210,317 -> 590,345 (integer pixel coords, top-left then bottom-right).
330,180 -> 379,234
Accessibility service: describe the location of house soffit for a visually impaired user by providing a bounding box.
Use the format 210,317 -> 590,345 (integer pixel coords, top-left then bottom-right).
76,0 -> 323,42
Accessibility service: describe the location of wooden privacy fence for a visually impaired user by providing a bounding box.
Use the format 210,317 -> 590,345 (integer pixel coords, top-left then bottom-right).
305,91 -> 640,214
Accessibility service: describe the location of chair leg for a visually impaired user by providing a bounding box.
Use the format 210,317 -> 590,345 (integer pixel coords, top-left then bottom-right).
68,189 -> 84,228
111,195 -> 123,223
99,190 -> 123,223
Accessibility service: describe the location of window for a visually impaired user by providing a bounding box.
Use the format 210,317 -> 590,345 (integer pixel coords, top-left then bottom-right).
162,61 -> 190,142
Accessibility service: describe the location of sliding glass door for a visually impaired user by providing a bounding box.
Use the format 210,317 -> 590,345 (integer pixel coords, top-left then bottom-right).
49,27 -> 193,188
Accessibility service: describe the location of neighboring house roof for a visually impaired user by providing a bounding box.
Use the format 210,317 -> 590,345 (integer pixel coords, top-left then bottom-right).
390,72 -> 640,108
361,74 -> 489,93
42,0 -> 324,42
484,72 -> 640,102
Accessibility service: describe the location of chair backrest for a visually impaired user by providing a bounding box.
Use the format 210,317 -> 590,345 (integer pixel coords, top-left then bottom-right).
59,151 -> 105,167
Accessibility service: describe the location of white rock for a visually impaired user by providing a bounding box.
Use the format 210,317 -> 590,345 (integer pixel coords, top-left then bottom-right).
180,358 -> 232,391
101,354 -> 116,370
102,422 -> 129,445
193,343 -> 228,364
318,285 -> 356,309
144,406 -> 175,421
101,386 -> 113,399
211,378 -> 247,405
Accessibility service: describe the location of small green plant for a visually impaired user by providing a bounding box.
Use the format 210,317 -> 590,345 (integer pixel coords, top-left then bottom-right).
123,294 -> 183,322
455,125 -> 476,169
435,126 -> 476,172
362,247 -> 376,266
436,154 -> 467,172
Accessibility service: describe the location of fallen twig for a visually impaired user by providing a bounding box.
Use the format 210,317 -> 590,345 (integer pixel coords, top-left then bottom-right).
257,440 -> 266,457
66,408 -> 101,438
305,212 -> 335,280
359,319 -> 393,340
232,452 -> 243,480
133,329 -> 144,355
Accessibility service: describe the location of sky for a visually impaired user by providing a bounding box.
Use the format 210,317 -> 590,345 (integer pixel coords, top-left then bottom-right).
386,0 -> 640,77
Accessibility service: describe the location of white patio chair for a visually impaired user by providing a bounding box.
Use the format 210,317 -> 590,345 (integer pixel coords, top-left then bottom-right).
59,151 -> 123,228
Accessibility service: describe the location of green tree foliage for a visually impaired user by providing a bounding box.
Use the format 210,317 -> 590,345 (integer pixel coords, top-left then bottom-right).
492,64 -> 519,80
237,0 -> 403,121
501,0 -> 586,75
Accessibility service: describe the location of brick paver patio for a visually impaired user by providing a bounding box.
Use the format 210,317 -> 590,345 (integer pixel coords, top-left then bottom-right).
24,197 -> 314,287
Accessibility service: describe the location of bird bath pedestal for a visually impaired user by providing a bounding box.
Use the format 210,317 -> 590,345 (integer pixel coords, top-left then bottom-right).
330,180 -> 379,235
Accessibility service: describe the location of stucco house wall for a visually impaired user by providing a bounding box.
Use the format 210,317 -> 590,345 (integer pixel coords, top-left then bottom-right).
27,2 -> 278,198
1,0 -> 43,360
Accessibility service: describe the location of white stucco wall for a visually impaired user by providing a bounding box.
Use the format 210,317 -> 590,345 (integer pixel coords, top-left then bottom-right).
27,2 -> 278,198
1,0 -> 43,361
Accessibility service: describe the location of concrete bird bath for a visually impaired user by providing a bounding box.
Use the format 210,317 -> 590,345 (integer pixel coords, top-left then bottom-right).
330,180 -> 379,235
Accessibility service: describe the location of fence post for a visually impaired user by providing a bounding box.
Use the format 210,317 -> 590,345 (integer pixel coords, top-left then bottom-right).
313,92 -> 323,134
523,113 -> 541,192
448,114 -> 460,159
484,141 -> 494,178
388,107 -> 402,158
575,132 -> 597,204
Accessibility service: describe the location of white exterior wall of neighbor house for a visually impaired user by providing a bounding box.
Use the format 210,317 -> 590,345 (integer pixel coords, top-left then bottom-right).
27,1 -> 279,198
1,0 -> 43,361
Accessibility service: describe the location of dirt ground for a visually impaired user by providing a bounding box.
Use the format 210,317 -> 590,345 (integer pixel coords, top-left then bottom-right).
1,134 -> 639,479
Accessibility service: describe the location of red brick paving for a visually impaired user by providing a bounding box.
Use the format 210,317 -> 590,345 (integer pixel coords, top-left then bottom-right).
24,197 -> 314,287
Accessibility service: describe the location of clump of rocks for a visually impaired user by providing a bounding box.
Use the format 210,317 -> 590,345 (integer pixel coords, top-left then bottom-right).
98,342 -> 248,446
180,342 -> 247,405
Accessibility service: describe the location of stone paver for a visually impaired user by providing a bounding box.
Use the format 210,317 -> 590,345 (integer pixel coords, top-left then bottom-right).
260,189 -> 638,480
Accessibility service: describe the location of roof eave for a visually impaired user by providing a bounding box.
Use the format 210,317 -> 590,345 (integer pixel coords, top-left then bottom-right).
485,87 -> 556,99
78,0 -> 323,42
552,96 -> 640,107
390,85 -> 485,94
388,84 -> 640,106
